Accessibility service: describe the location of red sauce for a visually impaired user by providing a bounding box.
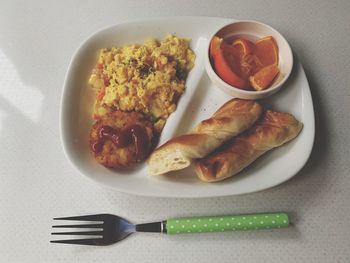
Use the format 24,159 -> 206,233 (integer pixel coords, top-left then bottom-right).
91,124 -> 149,161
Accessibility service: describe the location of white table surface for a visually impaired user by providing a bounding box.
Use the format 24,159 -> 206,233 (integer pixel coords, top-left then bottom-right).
1,0 -> 349,262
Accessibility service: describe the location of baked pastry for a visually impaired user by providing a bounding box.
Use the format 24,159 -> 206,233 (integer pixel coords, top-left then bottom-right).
195,110 -> 303,182
90,111 -> 155,168
148,99 -> 263,175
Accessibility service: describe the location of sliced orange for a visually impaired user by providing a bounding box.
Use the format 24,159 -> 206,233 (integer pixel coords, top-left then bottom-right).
232,39 -> 255,58
212,36 -> 279,90
214,48 -> 247,89
231,39 -> 256,80
254,36 -> 279,68
220,41 -> 241,59
209,36 -> 222,60
249,64 -> 279,91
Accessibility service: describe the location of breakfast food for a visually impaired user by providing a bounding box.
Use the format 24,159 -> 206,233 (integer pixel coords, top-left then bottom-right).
195,110 -> 303,182
90,111 -> 155,168
88,35 -> 195,168
148,99 -> 263,175
209,35 -> 279,91
249,64 -> 279,91
89,34 -> 195,132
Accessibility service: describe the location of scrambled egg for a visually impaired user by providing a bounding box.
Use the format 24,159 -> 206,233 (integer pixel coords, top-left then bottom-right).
88,35 -> 195,132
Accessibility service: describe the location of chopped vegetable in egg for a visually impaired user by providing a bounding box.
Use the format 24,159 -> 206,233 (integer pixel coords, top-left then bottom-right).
88,35 -> 195,132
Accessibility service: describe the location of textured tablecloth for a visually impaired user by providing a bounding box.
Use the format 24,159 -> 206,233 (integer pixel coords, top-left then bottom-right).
1,0 -> 349,262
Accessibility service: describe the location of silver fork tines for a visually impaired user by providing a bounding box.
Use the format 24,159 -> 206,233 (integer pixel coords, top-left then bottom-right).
50,238 -> 104,245
51,214 -> 134,246
52,231 -> 103,236
52,224 -> 102,228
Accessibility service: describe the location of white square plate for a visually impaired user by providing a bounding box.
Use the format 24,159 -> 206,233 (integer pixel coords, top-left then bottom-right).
60,16 -> 314,198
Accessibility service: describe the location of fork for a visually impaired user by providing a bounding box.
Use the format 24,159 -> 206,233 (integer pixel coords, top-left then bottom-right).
51,212 -> 289,245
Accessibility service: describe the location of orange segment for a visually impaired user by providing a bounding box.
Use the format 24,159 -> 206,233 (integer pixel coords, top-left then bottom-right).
232,39 -> 255,58
214,48 -> 247,89
231,39 -> 256,80
249,64 -> 279,91
212,36 -> 279,90
220,41 -> 241,59
254,36 -> 279,68
219,41 -> 250,88
209,36 -> 222,60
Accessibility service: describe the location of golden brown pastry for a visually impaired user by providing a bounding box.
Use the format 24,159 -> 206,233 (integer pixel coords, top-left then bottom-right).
195,110 -> 303,182
148,99 -> 263,175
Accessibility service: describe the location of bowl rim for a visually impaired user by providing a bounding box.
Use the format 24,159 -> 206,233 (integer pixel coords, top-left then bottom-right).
205,19 -> 294,96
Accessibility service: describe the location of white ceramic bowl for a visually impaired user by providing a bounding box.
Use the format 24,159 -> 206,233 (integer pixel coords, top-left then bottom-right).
205,20 -> 293,100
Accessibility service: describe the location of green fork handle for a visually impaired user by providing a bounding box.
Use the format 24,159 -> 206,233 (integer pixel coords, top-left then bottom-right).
166,212 -> 289,234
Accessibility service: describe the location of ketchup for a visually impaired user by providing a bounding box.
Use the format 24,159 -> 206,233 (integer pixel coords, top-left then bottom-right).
91,124 -> 149,161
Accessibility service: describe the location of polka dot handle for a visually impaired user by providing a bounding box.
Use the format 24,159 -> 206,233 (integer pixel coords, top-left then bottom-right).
166,213 -> 289,234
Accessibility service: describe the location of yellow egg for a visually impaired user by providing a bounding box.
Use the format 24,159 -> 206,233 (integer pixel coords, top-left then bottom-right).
89,35 -> 195,132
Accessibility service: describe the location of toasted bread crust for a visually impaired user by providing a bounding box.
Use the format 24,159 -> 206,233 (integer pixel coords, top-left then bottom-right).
195,110 -> 303,182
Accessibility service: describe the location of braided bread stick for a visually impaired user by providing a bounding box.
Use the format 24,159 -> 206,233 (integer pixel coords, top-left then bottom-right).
195,110 -> 303,182
148,99 -> 263,175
